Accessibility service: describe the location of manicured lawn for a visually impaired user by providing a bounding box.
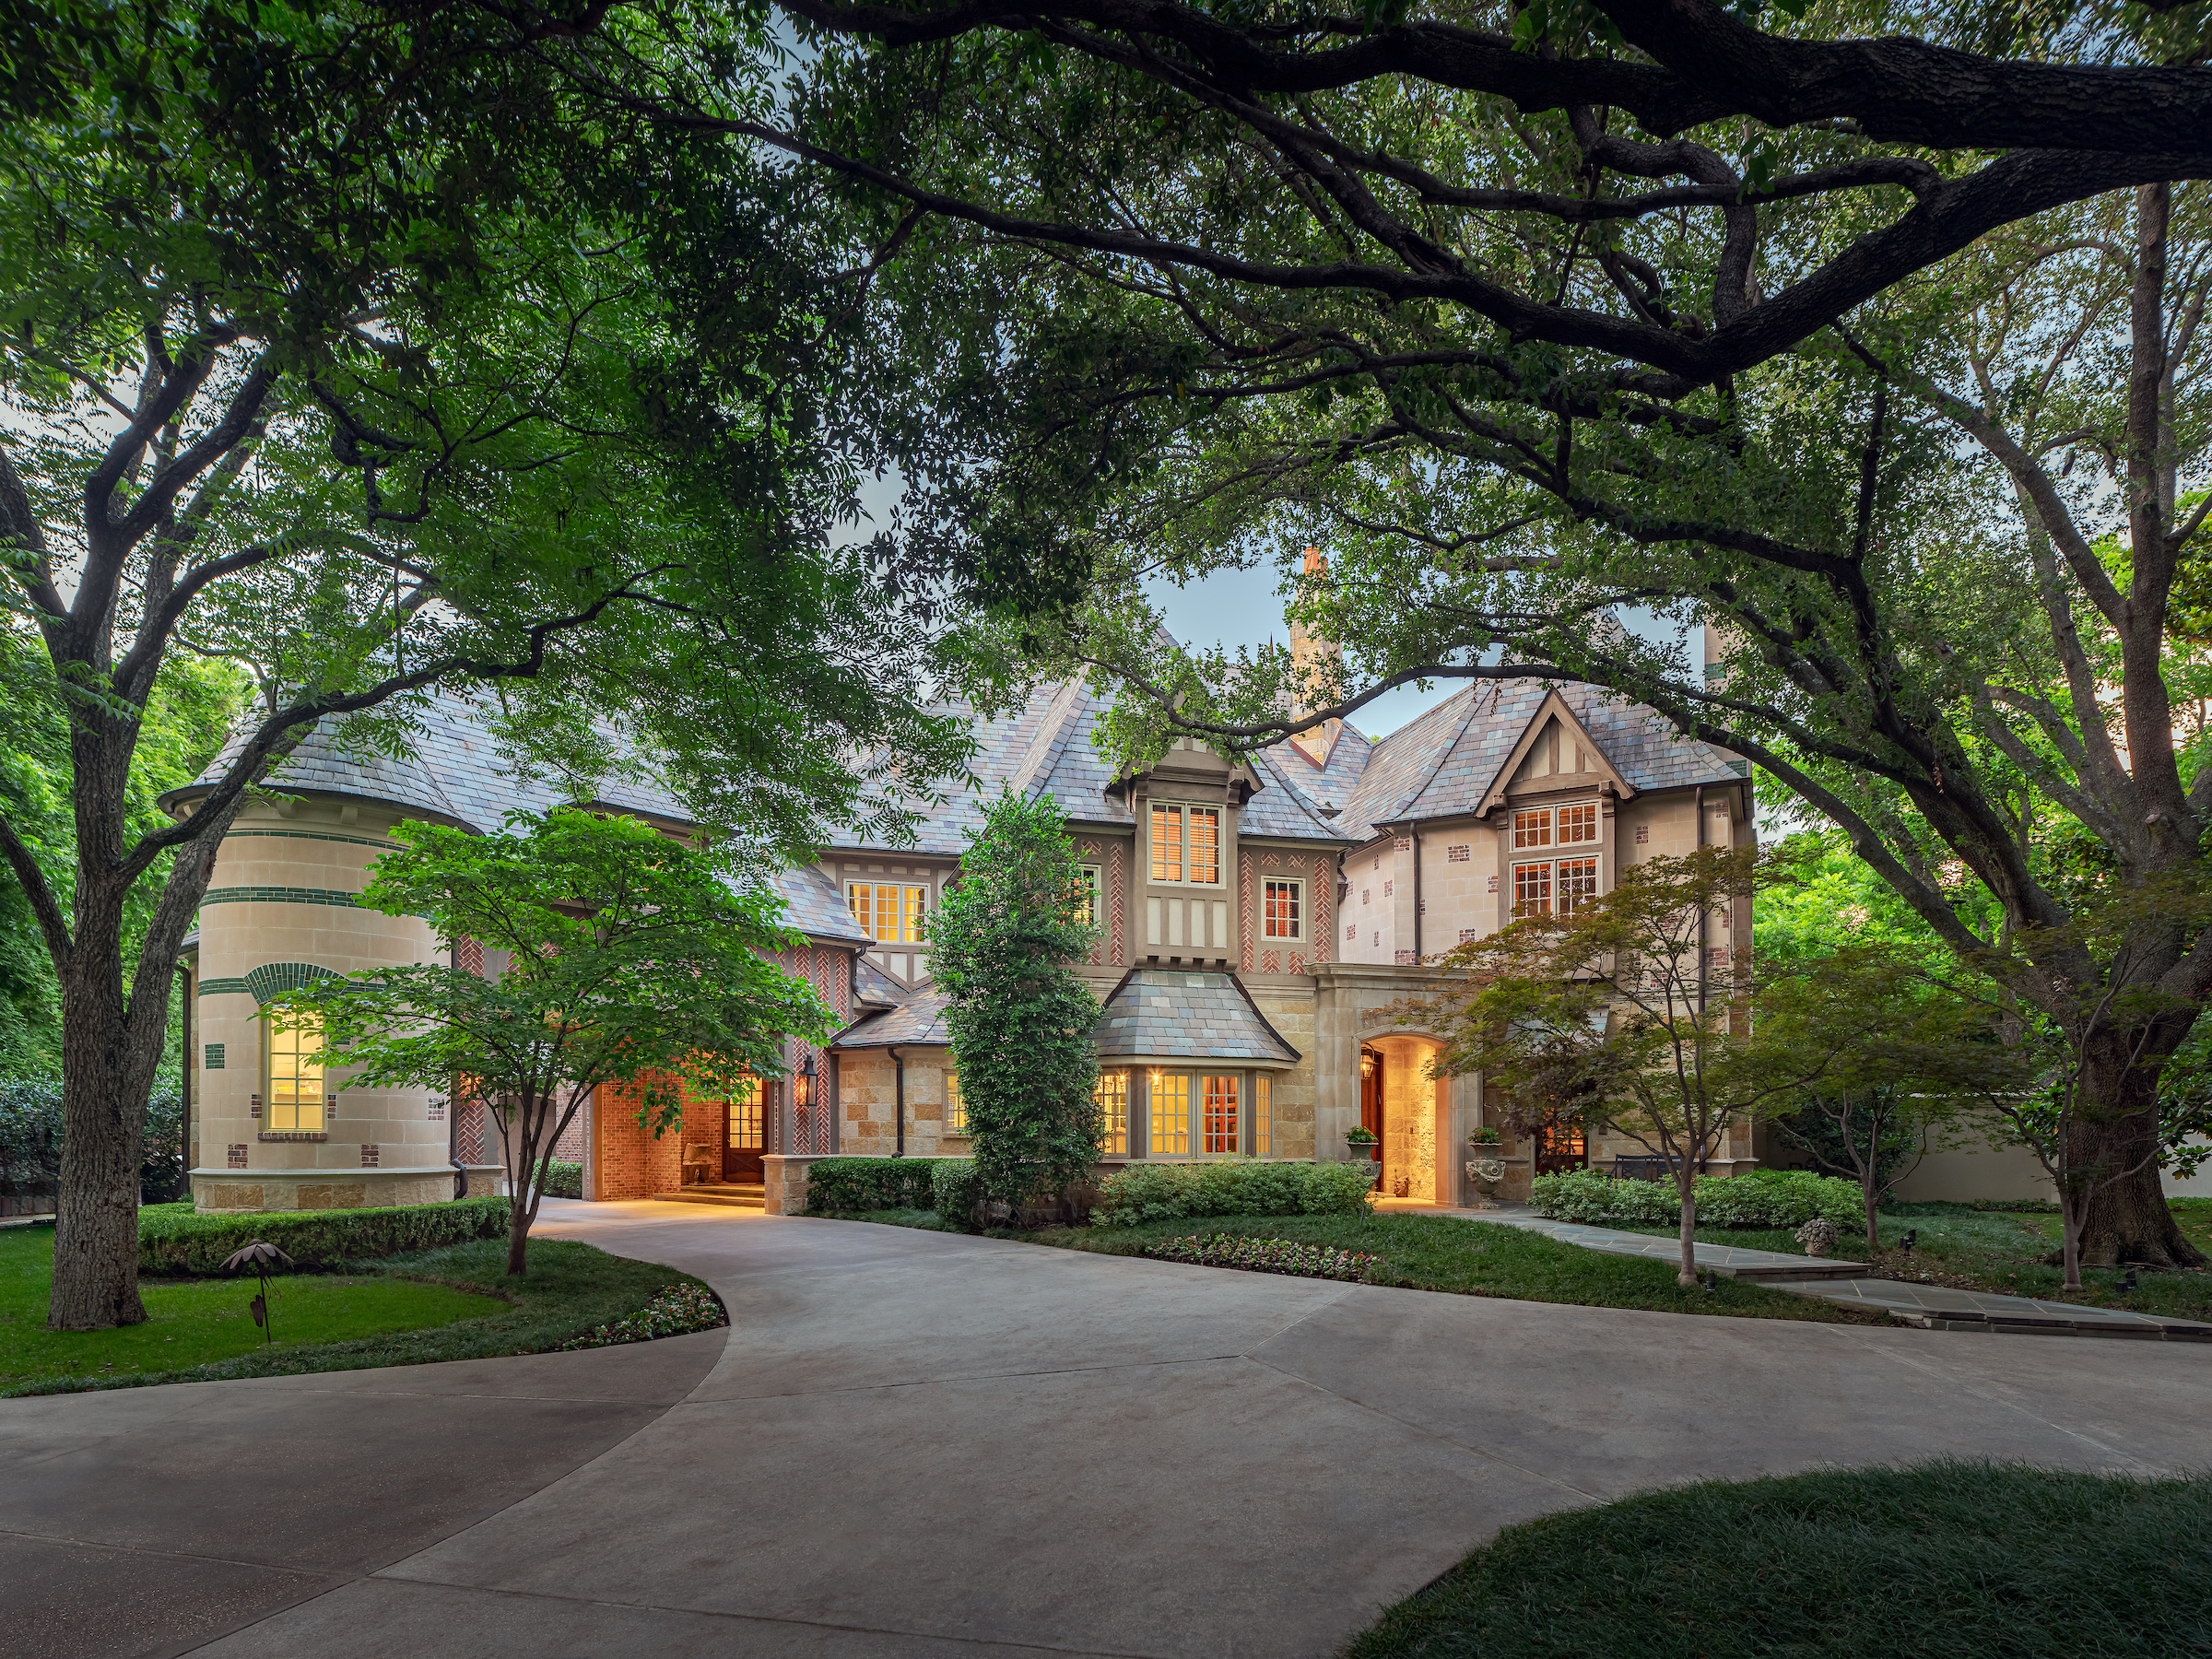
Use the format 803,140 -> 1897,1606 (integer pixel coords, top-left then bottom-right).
0,1221 -> 721,1396
833,1208 -> 1886,1324
1599,1197 -> 2212,1324
1347,1460 -> 2212,1659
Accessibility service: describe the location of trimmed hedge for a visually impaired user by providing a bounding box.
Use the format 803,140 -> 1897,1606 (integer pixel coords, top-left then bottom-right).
137,1195 -> 511,1276
1530,1168 -> 1864,1230
542,1160 -> 582,1199
931,1158 -> 987,1229
1091,1159 -> 1374,1228
803,1157 -> 938,1215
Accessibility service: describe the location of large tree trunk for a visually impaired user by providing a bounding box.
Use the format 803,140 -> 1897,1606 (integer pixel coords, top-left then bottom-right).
48,912 -> 163,1330
2073,1038 -> 2205,1271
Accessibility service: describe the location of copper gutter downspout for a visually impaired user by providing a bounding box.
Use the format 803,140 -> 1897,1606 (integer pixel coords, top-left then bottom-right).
1410,824 -> 1421,964
889,1045 -> 907,1157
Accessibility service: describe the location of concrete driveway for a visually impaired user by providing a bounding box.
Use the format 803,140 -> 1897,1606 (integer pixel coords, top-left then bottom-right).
6,1201 -> 2209,1659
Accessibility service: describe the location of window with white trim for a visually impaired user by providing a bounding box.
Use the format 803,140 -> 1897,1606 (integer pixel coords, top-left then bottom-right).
726,1077 -> 762,1150
1512,854 -> 1599,917
847,881 -> 927,943
1074,865 -> 1101,927
1149,803 -> 1221,885
1253,1074 -> 1272,1158
1202,1074 -> 1241,1154
1149,1071 -> 1191,1156
944,1071 -> 968,1135
1263,877 -> 1303,940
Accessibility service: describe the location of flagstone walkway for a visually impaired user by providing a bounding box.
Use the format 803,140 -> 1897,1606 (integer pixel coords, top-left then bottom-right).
1440,1206 -> 2212,1340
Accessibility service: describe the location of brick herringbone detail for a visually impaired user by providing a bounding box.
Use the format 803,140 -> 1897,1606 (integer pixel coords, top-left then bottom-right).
1109,842 -> 1126,964
458,936 -> 485,976
1312,855 -> 1333,963
1240,852 -> 1255,971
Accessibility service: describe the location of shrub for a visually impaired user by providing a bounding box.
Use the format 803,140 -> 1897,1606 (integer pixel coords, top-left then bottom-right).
1091,1159 -> 1374,1228
1,1076 -> 186,1206
138,1195 -> 510,1276
559,1283 -> 727,1349
803,1157 -> 938,1215
930,1158 -> 987,1229
541,1160 -> 583,1199
1529,1167 -> 1865,1230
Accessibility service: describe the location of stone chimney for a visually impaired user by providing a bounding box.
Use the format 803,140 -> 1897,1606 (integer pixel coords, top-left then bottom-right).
1286,547 -> 1343,770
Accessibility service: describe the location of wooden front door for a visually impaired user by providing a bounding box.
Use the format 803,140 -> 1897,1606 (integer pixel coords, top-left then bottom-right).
723,1080 -> 764,1183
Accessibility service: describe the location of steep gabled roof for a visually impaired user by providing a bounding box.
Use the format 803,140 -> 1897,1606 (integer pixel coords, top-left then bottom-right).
772,865 -> 874,947
833,986 -> 951,1048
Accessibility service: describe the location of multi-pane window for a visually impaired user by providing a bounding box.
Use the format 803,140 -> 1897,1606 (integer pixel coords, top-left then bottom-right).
1513,855 -> 1599,917
727,1077 -> 762,1150
944,1071 -> 967,1135
1096,1069 -> 1129,1157
264,1011 -> 324,1132
1073,865 -> 1101,928
1149,1071 -> 1191,1156
847,882 -> 927,943
1513,807 -> 1553,849
1202,1074 -> 1241,1154
1253,1074 -> 1272,1158
1559,803 -> 1598,845
1264,878 -> 1303,940
1149,803 -> 1221,885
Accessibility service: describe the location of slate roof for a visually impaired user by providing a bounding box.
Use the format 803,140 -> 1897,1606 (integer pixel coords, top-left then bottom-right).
1265,721 -> 1372,818
171,717 -> 470,826
1092,970 -> 1301,1065
769,865 -> 875,947
832,677 -> 1349,854
1337,680 -> 1744,842
833,987 -> 951,1049
852,956 -> 907,1008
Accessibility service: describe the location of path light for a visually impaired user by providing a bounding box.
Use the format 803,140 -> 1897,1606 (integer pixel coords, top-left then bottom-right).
2122,1267 -> 2139,1298
1901,1229 -> 1918,1254
221,1241 -> 295,1344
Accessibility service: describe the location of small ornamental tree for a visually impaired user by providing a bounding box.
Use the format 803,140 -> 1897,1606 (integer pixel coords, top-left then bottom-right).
278,808 -> 833,1274
1758,946 -> 1998,1254
1424,847 -> 1835,1285
927,789 -> 1101,1222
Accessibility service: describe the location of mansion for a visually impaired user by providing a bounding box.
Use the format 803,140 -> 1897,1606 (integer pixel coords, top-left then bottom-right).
165,639 -> 1762,1217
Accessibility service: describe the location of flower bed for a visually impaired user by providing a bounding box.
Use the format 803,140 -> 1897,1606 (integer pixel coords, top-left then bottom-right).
559,1283 -> 727,1349
1144,1232 -> 1381,1282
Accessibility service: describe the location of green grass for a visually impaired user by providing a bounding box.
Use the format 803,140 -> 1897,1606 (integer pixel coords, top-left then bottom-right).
1347,1460 -> 2212,1659
0,1222 -> 721,1397
831,1208 -> 1885,1323
1596,1197 -> 2212,1323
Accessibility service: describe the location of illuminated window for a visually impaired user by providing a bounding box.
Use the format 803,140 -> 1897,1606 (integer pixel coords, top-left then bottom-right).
1149,804 -> 1221,886
264,1011 -> 324,1132
1096,1069 -> 1128,1156
1514,855 -> 1600,918
1203,1074 -> 1241,1155
1513,807 -> 1552,849
727,1077 -> 762,1150
1264,878 -> 1303,940
1512,862 -> 1553,917
1253,1074 -> 1272,1158
1559,802 -> 1598,845
1149,1072 -> 1190,1156
847,882 -> 927,943
944,1071 -> 968,1136
1073,865 -> 1101,928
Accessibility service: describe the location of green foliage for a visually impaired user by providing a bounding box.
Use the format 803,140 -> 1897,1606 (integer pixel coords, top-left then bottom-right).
803,1157 -> 940,1214
558,1283 -> 725,1349
926,790 -> 1102,1214
1347,1461 -> 2212,1659
541,1161 -> 584,1201
135,1196 -> 509,1277
1529,1169 -> 1866,1230
1,1078 -> 183,1206
929,1157 -> 987,1228
1090,1159 -> 1375,1227
283,808 -> 835,1267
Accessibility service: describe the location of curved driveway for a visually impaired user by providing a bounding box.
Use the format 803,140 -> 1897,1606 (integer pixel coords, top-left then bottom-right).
6,1200 -> 2209,1659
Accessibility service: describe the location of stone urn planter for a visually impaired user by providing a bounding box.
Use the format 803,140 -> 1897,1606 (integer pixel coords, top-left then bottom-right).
1464,1156 -> 1507,1202
1347,1135 -> 1379,1164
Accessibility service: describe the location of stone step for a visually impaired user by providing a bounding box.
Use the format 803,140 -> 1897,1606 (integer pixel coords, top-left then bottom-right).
659,1186 -> 764,1207
1721,1261 -> 1875,1283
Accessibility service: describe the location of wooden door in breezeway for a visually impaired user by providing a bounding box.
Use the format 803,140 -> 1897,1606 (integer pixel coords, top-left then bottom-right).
724,1079 -> 764,1183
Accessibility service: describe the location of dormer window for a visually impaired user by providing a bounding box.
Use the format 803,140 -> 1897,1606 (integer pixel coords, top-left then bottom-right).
1150,803 -> 1221,886
848,881 -> 926,942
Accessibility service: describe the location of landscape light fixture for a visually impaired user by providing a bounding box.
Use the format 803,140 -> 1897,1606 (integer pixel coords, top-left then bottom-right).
221,1240 -> 295,1344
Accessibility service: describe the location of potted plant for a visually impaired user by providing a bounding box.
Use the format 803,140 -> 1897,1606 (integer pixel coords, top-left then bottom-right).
1468,1126 -> 1500,1147
1346,1127 -> 1379,1160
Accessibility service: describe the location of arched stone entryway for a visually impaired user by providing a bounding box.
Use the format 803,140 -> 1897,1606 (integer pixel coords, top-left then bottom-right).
1363,1033 -> 1448,1203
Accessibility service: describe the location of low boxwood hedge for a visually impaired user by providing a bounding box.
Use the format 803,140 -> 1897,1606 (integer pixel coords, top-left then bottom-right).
803,1157 -> 938,1215
1530,1168 -> 1864,1230
138,1195 -> 511,1276
931,1158 -> 986,1228
1091,1159 -> 1373,1228
542,1160 -> 582,1199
